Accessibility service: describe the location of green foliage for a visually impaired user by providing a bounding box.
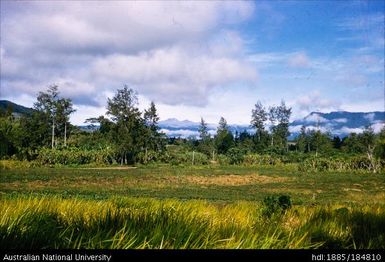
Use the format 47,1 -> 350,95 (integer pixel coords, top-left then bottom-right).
215,117 -> 234,154
262,194 -> 292,218
226,147 -> 245,164
243,154 -> 283,166
297,155 -> 384,172
36,147 -> 116,166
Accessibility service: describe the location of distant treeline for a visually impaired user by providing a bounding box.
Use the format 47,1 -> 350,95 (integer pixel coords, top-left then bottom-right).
1,84 -> 384,172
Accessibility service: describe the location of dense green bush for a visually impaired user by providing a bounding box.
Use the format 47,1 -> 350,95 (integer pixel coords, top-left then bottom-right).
217,154 -> 230,165
297,156 -> 384,172
155,148 -> 209,166
227,148 -> 245,164
262,194 -> 292,218
36,147 -> 116,166
243,154 -> 283,166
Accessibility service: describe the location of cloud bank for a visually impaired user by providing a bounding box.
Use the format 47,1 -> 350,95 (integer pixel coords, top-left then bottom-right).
1,1 -> 257,107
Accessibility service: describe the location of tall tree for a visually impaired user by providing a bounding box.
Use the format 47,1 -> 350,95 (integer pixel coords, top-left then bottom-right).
107,85 -> 144,164
34,85 -> 59,149
144,102 -> 160,134
360,126 -> 377,171
274,100 -> 292,150
56,98 -> 76,147
198,117 -> 210,141
251,101 -> 267,142
268,106 -> 278,146
215,117 -> 234,154
297,125 -> 307,152
143,101 -> 163,155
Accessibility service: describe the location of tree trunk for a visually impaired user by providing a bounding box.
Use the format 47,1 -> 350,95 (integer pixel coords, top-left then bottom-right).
64,122 -> 67,147
51,118 -> 55,149
192,151 -> 195,165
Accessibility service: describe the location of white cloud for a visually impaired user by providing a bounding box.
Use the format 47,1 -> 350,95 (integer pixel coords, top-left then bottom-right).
288,52 -> 310,68
289,125 -> 304,133
338,126 -> 364,134
1,1 -> 257,110
160,129 -> 199,138
333,118 -> 348,123
371,122 -> 385,133
304,114 -> 328,123
364,113 -> 375,121
90,47 -> 257,106
296,91 -> 341,112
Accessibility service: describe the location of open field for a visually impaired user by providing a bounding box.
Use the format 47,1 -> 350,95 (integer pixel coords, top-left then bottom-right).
1,165 -> 385,204
1,165 -> 385,249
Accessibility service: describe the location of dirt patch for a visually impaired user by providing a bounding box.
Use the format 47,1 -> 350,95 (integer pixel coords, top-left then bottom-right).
184,174 -> 291,186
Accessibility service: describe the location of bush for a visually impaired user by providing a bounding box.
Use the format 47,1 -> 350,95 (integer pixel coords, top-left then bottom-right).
217,154 -> 229,165
243,154 -> 283,166
227,148 -> 245,165
297,156 -> 384,172
36,147 -> 116,166
158,148 -> 209,166
262,194 -> 292,218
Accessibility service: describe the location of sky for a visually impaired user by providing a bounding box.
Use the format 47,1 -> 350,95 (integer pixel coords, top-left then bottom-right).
0,0 -> 384,125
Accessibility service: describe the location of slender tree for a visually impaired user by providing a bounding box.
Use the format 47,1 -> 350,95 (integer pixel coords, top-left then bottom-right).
268,106 -> 278,146
251,101 -> 267,142
34,85 -> 59,149
143,101 -> 162,159
56,98 -> 76,147
198,117 -> 210,141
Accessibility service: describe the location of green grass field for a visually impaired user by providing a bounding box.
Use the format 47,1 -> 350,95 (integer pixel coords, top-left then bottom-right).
1,164 -> 385,249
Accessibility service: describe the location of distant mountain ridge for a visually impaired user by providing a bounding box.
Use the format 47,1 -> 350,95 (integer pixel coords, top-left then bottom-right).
0,100 -> 34,116
159,111 -> 384,138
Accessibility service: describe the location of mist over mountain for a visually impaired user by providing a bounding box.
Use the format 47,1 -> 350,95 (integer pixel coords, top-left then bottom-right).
159,111 -> 384,139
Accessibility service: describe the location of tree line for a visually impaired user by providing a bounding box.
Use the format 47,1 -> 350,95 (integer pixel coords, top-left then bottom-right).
1,84 -> 384,170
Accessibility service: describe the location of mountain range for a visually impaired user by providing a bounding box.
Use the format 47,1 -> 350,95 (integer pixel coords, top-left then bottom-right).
1,100 -> 383,138
158,111 -> 384,139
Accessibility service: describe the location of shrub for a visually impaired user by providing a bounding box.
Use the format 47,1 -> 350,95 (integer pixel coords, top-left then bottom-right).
36,147 -> 116,166
262,194 -> 292,218
227,148 -> 245,165
243,154 -> 283,166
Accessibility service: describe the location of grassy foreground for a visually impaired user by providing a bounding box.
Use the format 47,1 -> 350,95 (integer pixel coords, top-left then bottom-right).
1,164 -> 385,249
1,196 -> 385,249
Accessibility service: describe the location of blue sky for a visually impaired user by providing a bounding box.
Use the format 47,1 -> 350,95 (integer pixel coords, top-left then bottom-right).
0,1 -> 384,125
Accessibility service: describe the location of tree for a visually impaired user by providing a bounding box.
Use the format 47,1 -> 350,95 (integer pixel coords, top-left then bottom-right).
274,100 -> 292,150
251,101 -> 267,142
143,101 -> 164,160
375,126 -> 385,160
34,85 -> 59,149
107,85 -> 144,164
360,126 -> 377,171
297,125 -> 307,153
309,130 -> 332,156
215,117 -> 234,154
268,106 -> 278,146
56,98 -> 76,147
198,117 -> 210,141
144,102 -> 160,134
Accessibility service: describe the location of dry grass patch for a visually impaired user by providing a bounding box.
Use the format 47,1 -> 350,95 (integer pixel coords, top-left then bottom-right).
184,174 -> 292,186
